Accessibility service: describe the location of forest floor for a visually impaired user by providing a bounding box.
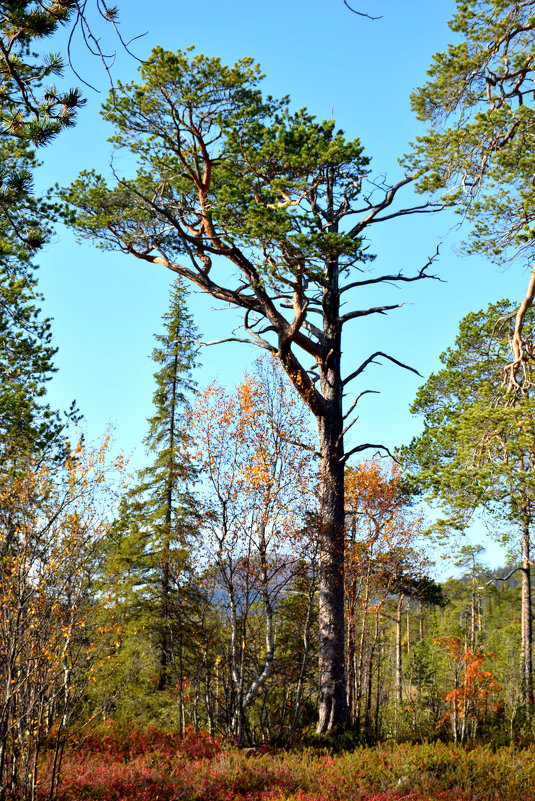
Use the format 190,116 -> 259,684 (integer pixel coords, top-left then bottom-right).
47,727 -> 535,801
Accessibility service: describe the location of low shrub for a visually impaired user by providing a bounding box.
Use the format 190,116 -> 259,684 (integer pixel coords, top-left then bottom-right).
37,726 -> 535,801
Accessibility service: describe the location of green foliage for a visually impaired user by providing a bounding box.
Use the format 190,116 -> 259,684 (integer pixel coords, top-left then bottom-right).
60,46 -> 371,291
0,261 -> 64,464
0,1 -> 87,258
102,280 -> 201,721
0,1 -> 84,147
404,299 -> 535,533
0,1 -> 88,468
407,0 -> 535,265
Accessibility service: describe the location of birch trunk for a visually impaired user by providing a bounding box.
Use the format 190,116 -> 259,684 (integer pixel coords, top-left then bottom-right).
395,594 -> 404,708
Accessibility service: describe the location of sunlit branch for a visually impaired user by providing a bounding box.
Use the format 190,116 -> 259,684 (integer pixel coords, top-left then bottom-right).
340,303 -> 404,323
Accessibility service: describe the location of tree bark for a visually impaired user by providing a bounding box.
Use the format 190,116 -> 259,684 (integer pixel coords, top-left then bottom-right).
315,353 -> 349,733
354,575 -> 370,732
395,594 -> 404,709
521,513 -> 533,707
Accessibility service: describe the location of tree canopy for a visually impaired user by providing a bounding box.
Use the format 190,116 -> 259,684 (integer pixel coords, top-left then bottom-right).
408,0 -> 535,388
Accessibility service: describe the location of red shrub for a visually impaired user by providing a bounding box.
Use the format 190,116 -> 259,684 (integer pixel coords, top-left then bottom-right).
75,722 -> 221,761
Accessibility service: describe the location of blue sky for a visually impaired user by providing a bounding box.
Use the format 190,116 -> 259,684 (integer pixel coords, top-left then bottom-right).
33,0 -> 530,571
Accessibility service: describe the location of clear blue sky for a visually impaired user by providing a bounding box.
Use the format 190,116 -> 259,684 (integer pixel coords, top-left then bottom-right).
34,0 -> 529,571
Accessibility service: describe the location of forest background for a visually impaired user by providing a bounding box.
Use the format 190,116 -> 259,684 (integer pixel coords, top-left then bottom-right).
5,1 -> 535,800
35,0 -> 527,577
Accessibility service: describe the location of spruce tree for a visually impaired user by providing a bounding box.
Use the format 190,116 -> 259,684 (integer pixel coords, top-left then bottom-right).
109,279 -> 199,714
0,260 -> 65,465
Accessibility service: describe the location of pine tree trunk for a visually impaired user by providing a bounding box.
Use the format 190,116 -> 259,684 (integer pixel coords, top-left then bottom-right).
316,405 -> 349,733
314,238 -> 349,733
521,513 -> 533,707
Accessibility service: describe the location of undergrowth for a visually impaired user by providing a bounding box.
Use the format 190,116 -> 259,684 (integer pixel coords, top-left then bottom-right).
36,724 -> 535,801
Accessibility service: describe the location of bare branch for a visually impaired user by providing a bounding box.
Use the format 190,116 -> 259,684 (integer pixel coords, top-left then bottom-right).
340,302 -> 404,324
365,202 -> 444,225
348,175 -> 416,238
338,414 -> 359,445
478,565 -> 528,589
278,436 -> 320,457
339,244 -> 443,294
198,336 -> 276,352
67,2 -> 146,93
343,351 -> 422,387
342,443 -> 397,462
343,389 -> 379,420
343,0 -> 382,20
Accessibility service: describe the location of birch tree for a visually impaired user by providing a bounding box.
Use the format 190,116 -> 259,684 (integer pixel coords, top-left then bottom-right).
191,362 -> 315,742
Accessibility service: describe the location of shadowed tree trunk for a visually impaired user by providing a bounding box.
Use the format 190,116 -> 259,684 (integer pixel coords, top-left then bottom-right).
316,316 -> 349,732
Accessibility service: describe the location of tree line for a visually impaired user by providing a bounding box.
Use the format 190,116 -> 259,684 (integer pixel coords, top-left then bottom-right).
3,0 -> 535,798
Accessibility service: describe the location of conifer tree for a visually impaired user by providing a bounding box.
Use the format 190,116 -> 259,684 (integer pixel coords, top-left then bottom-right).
61,48 -> 438,732
405,299 -> 535,706
0,1 -> 124,463
407,0 -> 535,389
109,279 -> 199,710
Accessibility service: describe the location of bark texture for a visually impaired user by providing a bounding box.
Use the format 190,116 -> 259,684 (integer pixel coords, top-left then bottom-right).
316,413 -> 348,732
521,515 -> 533,707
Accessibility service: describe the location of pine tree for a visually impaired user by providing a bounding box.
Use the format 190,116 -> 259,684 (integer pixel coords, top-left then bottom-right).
0,260 -> 65,465
407,0 -> 535,389
405,299 -> 535,707
61,47 -> 439,732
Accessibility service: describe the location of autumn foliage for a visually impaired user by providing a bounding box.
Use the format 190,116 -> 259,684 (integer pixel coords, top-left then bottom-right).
0,431 -> 127,801
434,636 -> 500,743
39,728 -> 535,801
188,359 -> 316,741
